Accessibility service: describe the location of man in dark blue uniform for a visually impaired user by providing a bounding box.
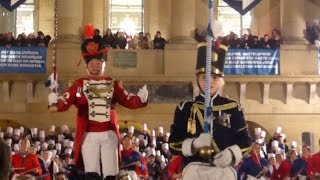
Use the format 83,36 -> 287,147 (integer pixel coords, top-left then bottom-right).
168,41 -> 251,180
237,142 -> 269,180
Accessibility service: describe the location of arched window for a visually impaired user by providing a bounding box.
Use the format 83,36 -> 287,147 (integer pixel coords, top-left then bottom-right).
109,0 -> 144,36
0,0 -> 34,36
217,0 -> 251,37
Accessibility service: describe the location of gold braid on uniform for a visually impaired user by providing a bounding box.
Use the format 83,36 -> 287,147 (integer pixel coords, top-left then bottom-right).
87,80 -> 114,103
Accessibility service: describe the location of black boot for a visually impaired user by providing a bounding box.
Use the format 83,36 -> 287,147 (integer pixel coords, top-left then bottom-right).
85,172 -> 102,180
104,176 -> 116,180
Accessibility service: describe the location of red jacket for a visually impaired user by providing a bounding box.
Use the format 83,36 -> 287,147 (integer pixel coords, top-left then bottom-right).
56,77 -> 147,168
272,161 -> 291,180
11,153 -> 42,176
311,152 -> 320,174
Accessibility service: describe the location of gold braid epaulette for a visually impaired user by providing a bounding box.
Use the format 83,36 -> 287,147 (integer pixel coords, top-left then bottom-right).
187,101 -> 238,134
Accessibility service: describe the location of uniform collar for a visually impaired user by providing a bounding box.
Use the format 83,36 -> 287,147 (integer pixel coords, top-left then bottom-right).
199,92 -> 219,106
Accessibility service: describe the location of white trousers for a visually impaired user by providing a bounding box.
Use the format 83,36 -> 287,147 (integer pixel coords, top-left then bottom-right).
182,162 -> 237,180
81,131 -> 119,178
247,175 -> 267,180
119,170 -> 138,180
11,174 -> 35,180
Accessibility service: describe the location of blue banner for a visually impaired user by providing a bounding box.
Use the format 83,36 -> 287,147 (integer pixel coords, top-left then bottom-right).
0,0 -> 27,12
0,47 -> 47,73
224,49 -> 280,75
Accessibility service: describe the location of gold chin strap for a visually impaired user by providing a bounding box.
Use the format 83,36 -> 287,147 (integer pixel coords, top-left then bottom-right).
86,81 -> 114,103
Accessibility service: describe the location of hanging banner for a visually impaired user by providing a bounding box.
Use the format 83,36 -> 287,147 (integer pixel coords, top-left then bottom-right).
224,49 -> 280,75
318,49 -> 320,75
0,0 -> 27,11
0,47 -> 47,73
223,0 -> 262,15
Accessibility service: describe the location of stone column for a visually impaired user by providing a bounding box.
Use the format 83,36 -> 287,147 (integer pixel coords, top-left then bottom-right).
54,0 -> 85,75
83,0 -> 105,33
169,0 -> 196,44
57,0 -> 83,43
280,0 -> 306,43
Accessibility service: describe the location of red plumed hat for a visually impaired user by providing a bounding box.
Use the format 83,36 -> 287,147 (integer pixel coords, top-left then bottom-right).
81,23 -> 107,64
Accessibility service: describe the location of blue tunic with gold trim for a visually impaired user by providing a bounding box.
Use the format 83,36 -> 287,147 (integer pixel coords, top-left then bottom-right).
168,94 -> 251,166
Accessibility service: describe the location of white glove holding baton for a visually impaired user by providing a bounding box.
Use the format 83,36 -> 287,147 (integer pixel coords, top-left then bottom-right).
137,85 -> 148,103
193,133 -> 212,149
48,92 -> 58,106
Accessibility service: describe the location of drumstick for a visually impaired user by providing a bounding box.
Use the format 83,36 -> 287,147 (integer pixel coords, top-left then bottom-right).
120,161 -> 139,168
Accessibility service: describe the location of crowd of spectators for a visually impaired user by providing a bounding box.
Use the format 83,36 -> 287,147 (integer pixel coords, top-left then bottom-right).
92,28 -> 167,50
306,19 -> 320,48
0,31 -> 51,48
195,28 -> 282,50
1,123 -> 320,179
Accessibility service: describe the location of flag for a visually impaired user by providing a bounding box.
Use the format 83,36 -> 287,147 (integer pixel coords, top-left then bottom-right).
0,0 -> 27,11
223,0 -> 262,15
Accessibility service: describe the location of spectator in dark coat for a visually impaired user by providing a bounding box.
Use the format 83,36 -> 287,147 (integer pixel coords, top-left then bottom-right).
103,28 -> 116,48
0,138 -> 11,180
153,31 -> 167,49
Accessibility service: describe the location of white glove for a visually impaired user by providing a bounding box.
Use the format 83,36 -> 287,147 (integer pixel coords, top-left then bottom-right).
213,148 -> 233,168
48,92 -> 58,106
192,133 -> 212,149
137,85 -> 148,103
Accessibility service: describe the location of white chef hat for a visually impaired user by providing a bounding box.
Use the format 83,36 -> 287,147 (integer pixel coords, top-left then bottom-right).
138,135 -> 145,141
271,140 -> 279,148
165,132 -> 170,137
0,132 -> 3,138
55,143 -> 62,150
39,130 -> 45,138
147,148 -> 156,157
64,148 -> 73,155
141,152 -> 146,157
280,133 -> 286,139
275,148 -> 283,155
162,143 -> 169,150
160,155 -> 165,162
51,150 -> 57,158
128,126 -> 135,134
13,144 -> 19,151
151,130 -> 155,137
158,127 -> 164,134
267,153 -> 275,159
143,123 -> 147,131
151,139 -> 156,146
156,150 -> 161,156
50,125 -> 55,132
120,133 -> 127,140
7,127 -> 13,134
60,125 -> 69,132
48,139 -> 55,145
254,128 -> 261,135
19,126 -> 24,134
68,141 -> 74,148
31,128 -> 38,136
58,135 -> 64,142
13,129 -> 21,136
255,139 -> 263,144
63,139 -> 70,147
42,142 -> 48,149
291,141 -> 297,148
143,139 -> 148,146
276,126 -> 282,134
260,131 -> 266,138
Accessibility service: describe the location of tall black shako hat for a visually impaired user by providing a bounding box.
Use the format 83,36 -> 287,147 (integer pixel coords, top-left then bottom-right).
196,41 -> 228,77
81,24 -> 107,64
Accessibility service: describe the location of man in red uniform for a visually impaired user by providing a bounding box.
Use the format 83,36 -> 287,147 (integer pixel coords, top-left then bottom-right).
11,138 -> 42,179
271,150 -> 291,180
311,138 -> 320,178
48,24 -> 148,180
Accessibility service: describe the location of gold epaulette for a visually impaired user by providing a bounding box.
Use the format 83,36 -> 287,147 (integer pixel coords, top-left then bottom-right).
212,102 -> 238,111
